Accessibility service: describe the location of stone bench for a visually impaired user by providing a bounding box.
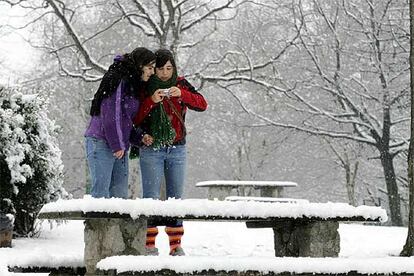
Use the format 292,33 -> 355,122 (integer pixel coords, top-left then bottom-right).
38,198 -> 387,275
8,265 -> 86,275
195,180 -> 298,200
96,255 -> 414,276
7,253 -> 85,275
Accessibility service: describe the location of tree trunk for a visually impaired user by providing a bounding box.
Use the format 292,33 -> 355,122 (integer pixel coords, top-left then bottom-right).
379,150 -> 402,226
345,161 -> 358,207
400,0 -> 414,256
0,158 -> 13,214
401,142 -> 414,255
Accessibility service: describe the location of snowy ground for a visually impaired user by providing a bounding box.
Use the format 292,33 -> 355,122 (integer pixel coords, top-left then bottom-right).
0,220 -> 410,275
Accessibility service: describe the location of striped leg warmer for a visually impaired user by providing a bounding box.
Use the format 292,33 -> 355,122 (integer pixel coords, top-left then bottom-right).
165,226 -> 184,254
146,226 -> 159,248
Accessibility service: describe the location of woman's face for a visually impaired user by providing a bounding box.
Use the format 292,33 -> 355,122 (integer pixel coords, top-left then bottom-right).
141,61 -> 155,82
156,60 -> 174,81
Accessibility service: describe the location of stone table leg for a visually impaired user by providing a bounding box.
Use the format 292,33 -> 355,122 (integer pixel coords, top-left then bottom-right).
237,186 -> 245,196
208,187 -> 232,200
84,218 -> 147,275
260,187 -> 283,198
272,220 -> 340,257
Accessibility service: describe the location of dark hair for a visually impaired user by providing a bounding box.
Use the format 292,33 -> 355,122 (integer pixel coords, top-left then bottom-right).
126,47 -> 156,76
155,49 -> 177,69
89,47 -> 155,116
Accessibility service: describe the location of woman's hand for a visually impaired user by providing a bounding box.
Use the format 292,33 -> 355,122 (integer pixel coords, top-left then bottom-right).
142,134 -> 154,146
152,89 -> 165,103
113,149 -> 125,159
169,86 -> 181,97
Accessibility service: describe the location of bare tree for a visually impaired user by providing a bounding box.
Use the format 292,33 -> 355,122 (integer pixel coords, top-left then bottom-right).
401,0 -> 414,256
4,0 -> 409,219
293,0 -> 409,225
13,0 -> 247,81
325,139 -> 360,206
0,0 -> 259,197
199,0 -> 409,225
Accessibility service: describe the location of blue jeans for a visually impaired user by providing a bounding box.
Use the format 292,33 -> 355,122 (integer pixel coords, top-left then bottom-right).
85,137 -> 129,198
140,145 -> 186,227
139,145 -> 186,199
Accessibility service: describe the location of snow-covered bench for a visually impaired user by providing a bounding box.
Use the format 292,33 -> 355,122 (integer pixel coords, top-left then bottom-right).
195,180 -> 298,200
8,264 -> 85,275
38,198 -> 387,275
96,255 -> 414,276
7,253 -> 85,275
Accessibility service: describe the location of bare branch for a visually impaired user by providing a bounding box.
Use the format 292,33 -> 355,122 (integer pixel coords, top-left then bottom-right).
180,0 -> 238,32
221,84 -> 377,145
45,0 -> 106,74
114,0 -> 156,36
1,0 -> 25,6
130,0 -> 164,37
53,51 -> 103,82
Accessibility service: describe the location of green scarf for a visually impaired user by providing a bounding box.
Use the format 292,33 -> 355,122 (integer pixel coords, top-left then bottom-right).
146,73 -> 177,96
146,73 -> 178,148
129,145 -> 140,159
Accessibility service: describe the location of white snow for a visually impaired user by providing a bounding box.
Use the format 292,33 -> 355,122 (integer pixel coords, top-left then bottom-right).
0,220 -> 410,275
97,255 -> 414,274
195,180 -> 298,187
39,197 -> 388,221
0,91 -> 65,200
5,214 -> 15,224
225,196 -> 310,203
1,220 -> 84,276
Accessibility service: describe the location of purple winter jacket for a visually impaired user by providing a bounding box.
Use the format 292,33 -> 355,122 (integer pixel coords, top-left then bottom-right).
84,79 -> 141,152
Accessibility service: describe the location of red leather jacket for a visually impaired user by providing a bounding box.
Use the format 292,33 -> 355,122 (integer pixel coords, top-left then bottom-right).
133,76 -> 207,144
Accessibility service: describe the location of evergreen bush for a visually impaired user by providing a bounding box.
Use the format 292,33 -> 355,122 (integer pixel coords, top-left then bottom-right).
0,86 -> 68,237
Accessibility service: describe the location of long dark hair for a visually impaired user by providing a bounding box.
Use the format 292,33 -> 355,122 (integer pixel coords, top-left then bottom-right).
126,47 -> 157,80
89,47 -> 156,116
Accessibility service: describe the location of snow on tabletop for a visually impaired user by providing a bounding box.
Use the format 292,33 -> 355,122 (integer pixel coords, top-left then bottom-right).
97,255 -> 414,274
225,196 -> 310,203
39,197 -> 388,222
195,180 -> 298,187
7,253 -> 83,269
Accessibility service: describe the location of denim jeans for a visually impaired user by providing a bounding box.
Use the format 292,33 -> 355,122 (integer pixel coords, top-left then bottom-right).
139,145 -> 186,200
140,145 -> 186,227
85,137 -> 129,198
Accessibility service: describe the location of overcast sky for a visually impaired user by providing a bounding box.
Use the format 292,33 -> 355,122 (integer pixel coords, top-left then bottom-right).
0,3 -> 40,85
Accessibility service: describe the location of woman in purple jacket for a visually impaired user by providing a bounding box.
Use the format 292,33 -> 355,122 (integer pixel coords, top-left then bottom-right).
84,47 -> 156,198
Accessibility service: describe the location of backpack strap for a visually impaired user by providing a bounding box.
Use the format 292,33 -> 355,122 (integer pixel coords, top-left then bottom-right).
165,98 -> 186,136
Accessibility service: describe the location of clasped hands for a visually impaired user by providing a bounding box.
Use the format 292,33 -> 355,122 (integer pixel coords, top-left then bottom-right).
135,86 -> 180,150
151,86 -> 181,103
113,134 -> 153,159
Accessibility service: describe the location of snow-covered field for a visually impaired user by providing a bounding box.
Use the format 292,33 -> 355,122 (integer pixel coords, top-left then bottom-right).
0,219 -> 411,275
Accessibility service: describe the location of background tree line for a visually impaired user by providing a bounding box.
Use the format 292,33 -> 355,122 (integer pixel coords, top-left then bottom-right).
0,0 -> 410,226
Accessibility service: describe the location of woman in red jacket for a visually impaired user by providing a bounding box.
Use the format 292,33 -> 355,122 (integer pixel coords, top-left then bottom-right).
133,49 -> 207,256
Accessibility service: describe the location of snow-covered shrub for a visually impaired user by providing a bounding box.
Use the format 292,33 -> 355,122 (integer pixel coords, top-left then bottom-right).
0,86 -> 68,236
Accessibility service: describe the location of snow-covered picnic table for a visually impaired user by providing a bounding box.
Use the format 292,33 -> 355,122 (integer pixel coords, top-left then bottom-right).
195,180 -> 298,200
96,255 -> 414,276
38,197 -> 387,275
